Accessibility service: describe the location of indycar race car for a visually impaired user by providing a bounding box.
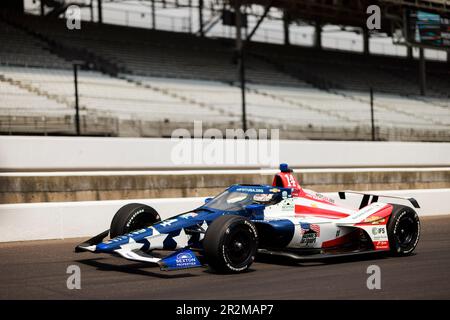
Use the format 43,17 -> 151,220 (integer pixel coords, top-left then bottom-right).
75,164 -> 421,273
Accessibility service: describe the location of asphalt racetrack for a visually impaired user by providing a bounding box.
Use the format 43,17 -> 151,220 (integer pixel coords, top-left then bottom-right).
1,216 -> 449,299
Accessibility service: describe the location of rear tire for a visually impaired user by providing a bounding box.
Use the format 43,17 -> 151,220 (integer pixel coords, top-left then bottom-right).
203,215 -> 258,273
110,203 -> 161,238
387,204 -> 420,256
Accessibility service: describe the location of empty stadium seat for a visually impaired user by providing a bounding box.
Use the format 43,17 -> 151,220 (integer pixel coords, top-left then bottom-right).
0,13 -> 448,141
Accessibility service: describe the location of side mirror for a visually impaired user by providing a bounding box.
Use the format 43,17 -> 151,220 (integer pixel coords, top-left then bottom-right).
204,197 -> 213,204
245,203 -> 265,220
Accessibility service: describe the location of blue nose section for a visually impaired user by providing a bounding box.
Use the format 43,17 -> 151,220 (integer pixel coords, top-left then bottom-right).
96,235 -> 130,252
95,228 -> 155,252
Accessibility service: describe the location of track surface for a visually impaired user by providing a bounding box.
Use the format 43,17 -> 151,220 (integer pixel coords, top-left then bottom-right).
1,216 -> 449,299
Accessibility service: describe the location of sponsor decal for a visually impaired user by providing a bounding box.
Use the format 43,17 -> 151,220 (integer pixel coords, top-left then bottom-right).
235,187 -> 265,193
281,200 -> 294,211
374,241 -> 389,250
180,212 -> 198,219
372,226 -> 386,235
105,235 -> 129,244
161,249 -> 201,270
102,228 -> 151,246
371,226 -> 387,240
309,192 -> 335,204
128,228 -> 147,236
364,216 -> 386,224
253,193 -> 274,202
269,188 -> 280,193
301,232 -> 317,245
175,252 -> 198,268
300,222 -> 320,245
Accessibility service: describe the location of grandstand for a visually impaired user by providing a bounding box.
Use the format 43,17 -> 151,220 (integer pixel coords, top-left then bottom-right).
0,1 -> 449,141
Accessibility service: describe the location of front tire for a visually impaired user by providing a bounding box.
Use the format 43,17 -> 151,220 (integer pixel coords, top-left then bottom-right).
110,203 -> 161,238
203,215 -> 258,273
387,204 -> 420,256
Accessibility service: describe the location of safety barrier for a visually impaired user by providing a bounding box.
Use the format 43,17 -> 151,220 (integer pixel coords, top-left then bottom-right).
0,188 -> 448,242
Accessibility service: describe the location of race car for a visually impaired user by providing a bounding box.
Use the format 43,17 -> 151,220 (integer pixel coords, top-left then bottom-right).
75,164 -> 421,273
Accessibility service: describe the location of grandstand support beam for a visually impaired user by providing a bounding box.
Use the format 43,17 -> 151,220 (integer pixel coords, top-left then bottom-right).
370,88 -> 375,141
188,0 -> 193,33
235,0 -> 247,132
419,48 -> 426,96
407,46 -> 413,60
314,21 -> 322,49
151,0 -> 156,29
73,64 -> 81,136
90,0 -> 94,22
283,10 -> 290,46
199,0 -> 204,37
97,0 -> 103,24
246,0 -> 272,42
363,28 -> 369,55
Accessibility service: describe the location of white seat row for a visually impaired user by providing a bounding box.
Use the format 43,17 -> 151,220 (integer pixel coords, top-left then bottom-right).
1,66 -> 448,134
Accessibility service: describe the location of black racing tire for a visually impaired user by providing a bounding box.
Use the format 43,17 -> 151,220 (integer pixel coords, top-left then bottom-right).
387,204 -> 420,256
110,203 -> 161,238
203,215 -> 258,273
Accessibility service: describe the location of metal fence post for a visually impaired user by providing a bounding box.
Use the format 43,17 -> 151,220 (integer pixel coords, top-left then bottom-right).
73,64 -> 81,136
370,87 -> 375,141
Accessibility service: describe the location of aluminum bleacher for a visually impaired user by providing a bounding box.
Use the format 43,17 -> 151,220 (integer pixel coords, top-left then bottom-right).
0,19 -> 69,69
0,13 -> 448,141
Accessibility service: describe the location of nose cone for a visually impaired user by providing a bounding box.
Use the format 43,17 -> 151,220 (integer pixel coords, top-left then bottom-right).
95,228 -> 154,252
96,242 -> 114,252
96,235 -> 131,252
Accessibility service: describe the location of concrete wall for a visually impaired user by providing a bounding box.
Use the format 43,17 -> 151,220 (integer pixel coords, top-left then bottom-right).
1,136 -> 450,171
1,168 -> 449,203
0,189 -> 449,242
0,197 -> 205,242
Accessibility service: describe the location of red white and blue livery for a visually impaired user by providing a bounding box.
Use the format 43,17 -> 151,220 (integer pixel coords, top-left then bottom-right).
76,164 -> 421,273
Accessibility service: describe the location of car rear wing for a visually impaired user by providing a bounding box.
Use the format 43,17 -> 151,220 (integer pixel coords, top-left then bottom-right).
338,190 -> 420,209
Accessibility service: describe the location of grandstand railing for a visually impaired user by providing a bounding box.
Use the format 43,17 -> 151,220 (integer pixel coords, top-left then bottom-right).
1,115 -> 448,141
0,112 -> 119,136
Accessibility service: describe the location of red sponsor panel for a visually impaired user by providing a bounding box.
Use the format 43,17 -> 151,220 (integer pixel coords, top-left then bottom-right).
374,241 -> 390,250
